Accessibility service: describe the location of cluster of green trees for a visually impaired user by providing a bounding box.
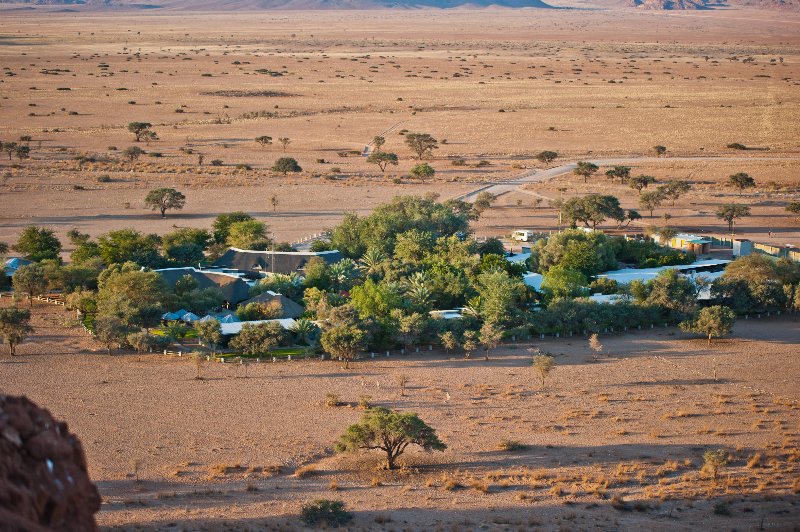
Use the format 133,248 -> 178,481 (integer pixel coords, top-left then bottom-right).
7,214 -> 292,276
527,229 -> 694,281
5,190 -> 797,360
1,137 -> 32,162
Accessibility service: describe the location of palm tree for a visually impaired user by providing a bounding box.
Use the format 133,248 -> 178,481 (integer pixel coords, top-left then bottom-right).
358,248 -> 386,279
404,272 -> 434,310
291,318 -> 319,346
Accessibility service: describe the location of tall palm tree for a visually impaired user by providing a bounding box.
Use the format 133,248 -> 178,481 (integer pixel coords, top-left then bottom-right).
291,318 -> 319,346
359,248 -> 386,280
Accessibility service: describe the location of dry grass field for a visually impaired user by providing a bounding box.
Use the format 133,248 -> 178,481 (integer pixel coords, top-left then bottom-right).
2,6 -> 800,530
1,8 -> 799,249
2,296 -> 799,530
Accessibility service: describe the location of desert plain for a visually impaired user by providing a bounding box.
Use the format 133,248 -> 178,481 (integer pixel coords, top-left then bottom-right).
1,4 -> 800,531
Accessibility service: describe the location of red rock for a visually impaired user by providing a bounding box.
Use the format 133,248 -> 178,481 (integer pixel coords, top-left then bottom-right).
0,395 -> 100,531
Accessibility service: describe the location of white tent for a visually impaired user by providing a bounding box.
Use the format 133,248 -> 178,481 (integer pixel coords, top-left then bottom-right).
181,312 -> 200,322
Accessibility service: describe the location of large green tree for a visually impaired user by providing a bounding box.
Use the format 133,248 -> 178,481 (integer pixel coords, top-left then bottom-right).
13,226 -> 62,262
680,305 -> 736,345
335,407 -> 446,469
227,220 -> 271,250
97,229 -> 162,268
271,157 -> 302,175
230,321 -> 284,356
127,122 -> 153,142
12,264 -> 47,306
145,188 -> 186,218
573,161 -> 598,183
728,172 -> 756,195
409,163 -> 435,183
716,204 -> 751,234
321,323 -> 366,369
404,133 -> 438,159
367,151 -> 399,172
560,195 -> 625,231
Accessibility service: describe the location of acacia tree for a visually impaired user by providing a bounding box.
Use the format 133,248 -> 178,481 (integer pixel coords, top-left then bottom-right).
372,136 -> 386,152
124,146 -> 145,162
680,305 -> 736,346
653,145 -> 667,157
0,308 -> 33,357
728,172 -> 756,195
15,145 -> 30,161
716,204 -> 751,234
271,157 -> 302,175
255,135 -> 273,148
409,163 -> 435,183
639,190 -> 665,218
335,407 -> 446,470
367,151 -> 399,172
536,150 -> 558,165
605,165 -> 631,183
278,137 -> 291,151
629,175 -> 656,194
787,201 -> 800,222
12,264 -> 47,306
573,161 -> 598,183
703,449 -> 729,485
145,188 -> 186,218
659,180 -> 691,206
531,351 -> 556,389
404,133 -> 438,159
3,141 -> 18,160
127,122 -> 153,142
561,194 -> 624,230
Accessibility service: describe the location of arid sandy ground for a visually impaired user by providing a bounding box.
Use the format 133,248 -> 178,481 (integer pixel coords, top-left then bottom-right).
2,8 -> 800,530
1,9 -> 799,250
1,298 -> 799,530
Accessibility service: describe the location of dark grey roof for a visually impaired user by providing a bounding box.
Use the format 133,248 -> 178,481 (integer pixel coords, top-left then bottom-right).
213,248 -> 343,275
239,291 -> 305,319
156,268 -> 251,304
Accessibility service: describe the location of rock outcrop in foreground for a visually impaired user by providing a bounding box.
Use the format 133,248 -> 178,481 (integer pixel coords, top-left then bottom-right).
0,395 -> 100,532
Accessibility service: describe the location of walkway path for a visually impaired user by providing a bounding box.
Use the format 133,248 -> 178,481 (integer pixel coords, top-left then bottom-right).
455,155 -> 800,202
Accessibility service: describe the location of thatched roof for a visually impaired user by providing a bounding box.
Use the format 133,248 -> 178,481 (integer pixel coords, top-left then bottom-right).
156,267 -> 251,304
239,290 -> 305,319
213,248 -> 343,275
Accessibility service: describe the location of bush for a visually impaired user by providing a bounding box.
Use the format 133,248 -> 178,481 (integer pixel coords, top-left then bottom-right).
210,159 -> 223,166
97,175 -> 112,183
497,440 -> 527,451
300,499 -> 353,527
451,158 -> 466,166
726,143 -> 747,150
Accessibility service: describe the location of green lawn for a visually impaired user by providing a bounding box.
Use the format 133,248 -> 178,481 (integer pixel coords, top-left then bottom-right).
217,346 -> 317,360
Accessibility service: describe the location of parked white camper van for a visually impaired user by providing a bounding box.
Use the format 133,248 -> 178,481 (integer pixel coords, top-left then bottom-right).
511,230 -> 534,242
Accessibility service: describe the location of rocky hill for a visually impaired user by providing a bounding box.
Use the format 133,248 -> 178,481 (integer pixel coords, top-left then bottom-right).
0,0 -> 556,8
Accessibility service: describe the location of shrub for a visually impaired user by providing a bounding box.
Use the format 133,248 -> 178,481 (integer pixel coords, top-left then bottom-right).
300,499 -> 353,527
497,440 -> 527,451
726,143 -> 747,150
97,174 -> 112,183
210,159 -> 223,166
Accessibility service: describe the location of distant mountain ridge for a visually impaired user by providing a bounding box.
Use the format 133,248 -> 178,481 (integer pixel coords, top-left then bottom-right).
0,0 -> 557,8
625,0 -> 798,9
1,0 -> 797,8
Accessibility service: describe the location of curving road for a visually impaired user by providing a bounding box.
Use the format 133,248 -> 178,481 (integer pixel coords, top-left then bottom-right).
456,155 -> 800,202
